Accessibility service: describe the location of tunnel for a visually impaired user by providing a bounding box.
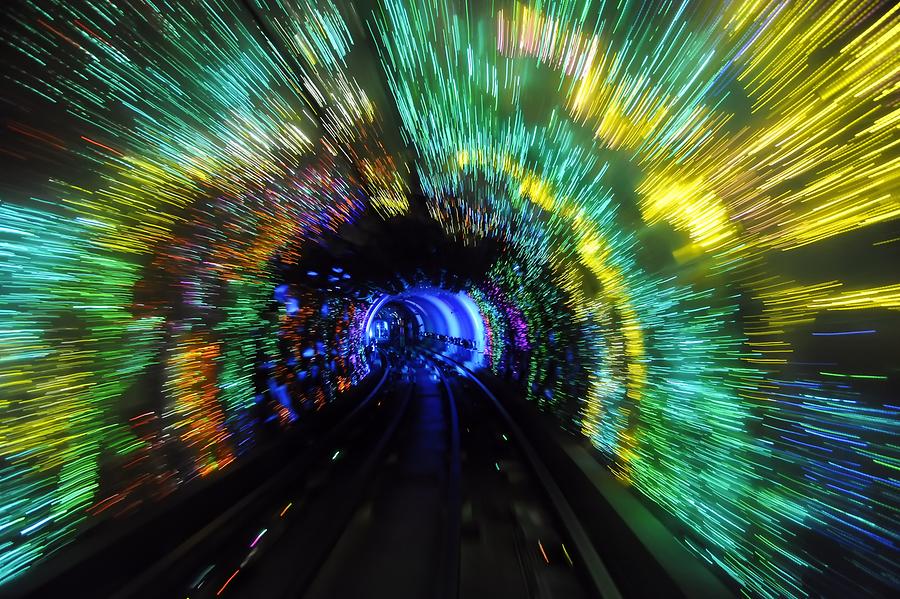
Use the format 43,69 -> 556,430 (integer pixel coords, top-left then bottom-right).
0,0 -> 897,597
366,289 -> 486,352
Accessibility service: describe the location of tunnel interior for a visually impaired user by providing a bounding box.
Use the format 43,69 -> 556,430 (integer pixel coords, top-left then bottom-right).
0,0 -> 898,596
367,290 -> 485,351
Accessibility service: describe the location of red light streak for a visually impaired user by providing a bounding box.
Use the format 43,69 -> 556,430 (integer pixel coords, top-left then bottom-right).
216,569 -> 240,596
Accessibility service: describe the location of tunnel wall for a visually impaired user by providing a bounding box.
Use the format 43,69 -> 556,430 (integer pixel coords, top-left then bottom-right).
0,0 -> 388,583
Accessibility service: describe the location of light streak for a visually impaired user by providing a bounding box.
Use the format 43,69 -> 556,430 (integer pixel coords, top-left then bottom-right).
538,540 -> 550,564
216,569 -> 239,596
249,528 -> 267,549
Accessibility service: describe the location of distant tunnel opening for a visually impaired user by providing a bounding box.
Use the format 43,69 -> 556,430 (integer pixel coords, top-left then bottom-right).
366,289 -> 486,353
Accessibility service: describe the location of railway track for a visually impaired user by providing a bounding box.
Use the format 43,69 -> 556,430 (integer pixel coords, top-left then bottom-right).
67,348 -> 619,598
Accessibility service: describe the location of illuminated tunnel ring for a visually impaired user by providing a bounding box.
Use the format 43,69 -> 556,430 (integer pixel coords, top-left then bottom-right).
365,288 -> 486,353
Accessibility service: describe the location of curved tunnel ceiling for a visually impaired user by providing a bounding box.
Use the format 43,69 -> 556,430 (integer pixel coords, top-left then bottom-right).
0,0 -> 898,595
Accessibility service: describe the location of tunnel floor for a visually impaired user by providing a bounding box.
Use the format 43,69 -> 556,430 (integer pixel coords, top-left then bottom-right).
5,347 -> 742,598
206,351 -> 593,599
31,350 -> 597,598
304,362 -> 450,598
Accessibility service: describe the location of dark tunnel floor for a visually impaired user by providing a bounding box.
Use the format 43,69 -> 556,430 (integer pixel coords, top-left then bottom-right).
129,350 -> 595,599
304,363 -> 449,598
453,373 -> 588,599
5,348 -> 733,599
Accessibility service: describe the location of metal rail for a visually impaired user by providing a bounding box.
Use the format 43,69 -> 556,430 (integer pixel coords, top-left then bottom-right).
114,359 -> 394,598
287,371 -> 416,596
439,367 -> 462,599
426,350 -> 623,599
289,353 -> 459,598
